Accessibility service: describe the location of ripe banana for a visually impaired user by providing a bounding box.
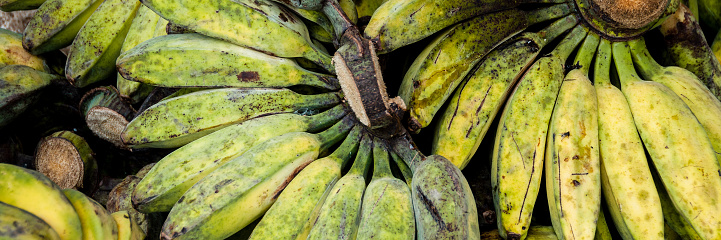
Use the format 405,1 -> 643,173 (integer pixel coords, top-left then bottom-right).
0,28 -> 47,72
306,132 -> 372,240
490,24 -> 587,240
141,0 -> 334,72
629,37 -> 721,164
122,88 -> 342,148
364,0 -> 566,53
0,64 -> 61,127
160,116 -> 355,239
116,5 -> 163,104
62,188 -> 118,240
111,211 -> 144,240
133,104 -> 349,213
652,168 -> 703,240
0,201 -> 61,240
0,0 -> 45,11
0,163 -> 82,240
356,137 -> 414,240
433,14 -> 578,169
116,33 -> 340,91
21,0 -> 103,55
400,4 -> 572,132
249,126 -> 362,240
614,41 -> 721,239
595,39 -> 664,240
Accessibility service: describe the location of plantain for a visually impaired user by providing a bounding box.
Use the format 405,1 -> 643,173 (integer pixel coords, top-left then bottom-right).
111,211 -> 144,240
0,28 -> 48,72
62,188 -> 118,240
0,0 -> 45,11
0,64 -> 61,127
116,5 -> 164,104
0,201 -> 61,240
21,0 -> 103,55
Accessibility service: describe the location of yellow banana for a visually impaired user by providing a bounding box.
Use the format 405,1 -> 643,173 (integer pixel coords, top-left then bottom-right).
21,0 -> 103,55
0,201 -> 60,240
62,189 -> 118,240
0,28 -> 47,72
111,211 -> 144,240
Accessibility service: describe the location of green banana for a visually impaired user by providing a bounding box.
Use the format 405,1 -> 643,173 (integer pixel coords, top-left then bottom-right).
116,33 -> 340,91
356,137 -> 414,240
659,4 -> 721,100
713,30 -> 721,62
306,131 -> 372,240
698,0 -> 721,31
433,14 -> 578,169
116,5 -> 163,104
133,104 -> 349,213
161,116 -> 355,239
0,28 -> 48,72
22,0 -> 103,55
0,163 -> 82,240
249,126 -> 362,240
142,0 -> 334,72
122,88 -> 342,148
286,7 -> 334,37
596,39 -> 664,240
0,0 -> 45,11
594,210 -> 612,240
355,0 -> 386,21
400,4 -> 573,132
629,38 -> 721,164
614,41 -> 721,240
364,0 -> 566,53
0,201 -> 60,240
307,21 -> 333,43
0,64 -> 61,127
111,211 -> 144,240
62,188 -> 118,240
490,25 -> 587,240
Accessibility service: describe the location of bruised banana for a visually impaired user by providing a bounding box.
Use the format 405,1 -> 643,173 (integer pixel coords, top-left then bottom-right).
364,0 -> 566,53
111,211 -> 144,240
122,88 -> 342,148
22,0 -> 103,55
0,0 -> 45,11
249,126 -> 362,240
0,29 -> 48,72
160,116 -> 354,240
62,188 -> 118,240
133,104 -> 349,213
142,0 -> 334,72
306,132 -> 372,240
65,0 -> 142,87
490,25 -> 587,240
629,38 -> 721,164
614,41 -> 721,240
0,201 -> 61,239
356,137 -> 414,240
116,5 -> 164,104
400,4 -> 573,132
116,33 -> 340,91
433,15 -> 578,169
595,39 -> 664,240
0,163 -> 82,240
0,65 -> 61,127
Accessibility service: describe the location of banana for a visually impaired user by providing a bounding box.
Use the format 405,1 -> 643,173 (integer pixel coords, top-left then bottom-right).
0,64 -> 61,127
433,14 -> 578,169
356,137 -> 414,240
22,0 -> 104,55
285,7 -> 334,37
596,39 -> 664,240
249,126 -> 362,240
116,5 -> 163,104
698,0 -> 720,31
116,33 -> 340,91
122,88 -> 342,148
141,0 -> 334,72
111,211 -> 144,240
652,168 -> 703,240
613,41 -> 721,239
0,0 -> 45,11
62,188 -> 118,240
355,0 -> 386,21
364,0 -> 566,53
0,28 -> 47,72
307,21 -> 333,43
160,116 -> 355,240
629,37 -> 721,164
400,4 -> 573,131
133,104 -> 349,213
659,4 -> 721,100
490,25 -> 587,240
64,0 -> 142,87
0,163 -> 82,240
0,201 -> 61,240
306,132 -> 372,240
713,30 -> 721,61
594,210 -> 612,240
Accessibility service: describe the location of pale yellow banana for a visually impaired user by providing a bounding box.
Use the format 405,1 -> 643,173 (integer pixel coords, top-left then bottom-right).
0,201 -> 61,240
111,211 -> 144,240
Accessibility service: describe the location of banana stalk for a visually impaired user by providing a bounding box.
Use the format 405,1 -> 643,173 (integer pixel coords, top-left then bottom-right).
0,201 -> 61,239
34,130 -> 98,190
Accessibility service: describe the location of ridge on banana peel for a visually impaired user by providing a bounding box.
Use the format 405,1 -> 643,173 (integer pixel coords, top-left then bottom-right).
248,126 -> 362,240
116,33 -> 340,91
133,104 -> 349,213
160,116 -> 355,240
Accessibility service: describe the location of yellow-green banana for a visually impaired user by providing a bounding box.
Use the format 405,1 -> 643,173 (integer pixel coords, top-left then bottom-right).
122,88 -> 342,148
400,4 -> 573,132
21,0 -> 103,55
614,41 -> 721,240
356,137 -> 414,240
0,29 -> 47,72
0,65 -> 61,127
249,126 -> 362,240
0,163 -> 82,240
0,201 -> 61,240
116,33 -> 340,91
133,104 -> 349,213
116,5 -> 163,104
713,30 -> 721,62
434,14 -> 578,169
111,211 -> 144,240
652,168 -> 703,240
62,188 -> 118,240
596,39 -> 664,240
355,0 -> 386,21
160,116 -> 355,239
0,0 -> 45,11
